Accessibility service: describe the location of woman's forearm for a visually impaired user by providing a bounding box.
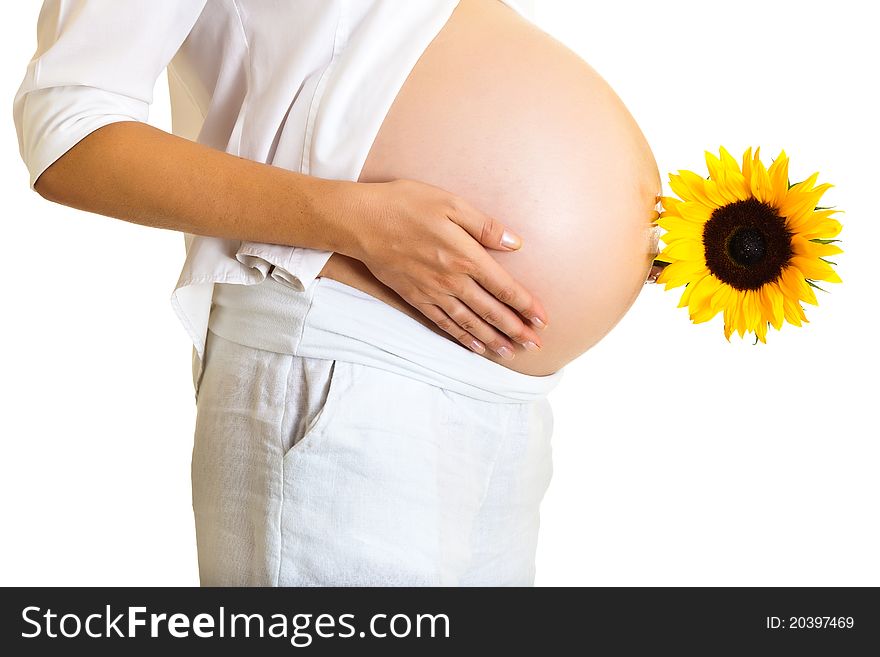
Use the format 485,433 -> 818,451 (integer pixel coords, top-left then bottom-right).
33,120 -> 365,257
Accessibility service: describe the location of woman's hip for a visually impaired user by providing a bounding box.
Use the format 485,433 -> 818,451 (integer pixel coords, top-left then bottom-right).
191,329 -> 556,585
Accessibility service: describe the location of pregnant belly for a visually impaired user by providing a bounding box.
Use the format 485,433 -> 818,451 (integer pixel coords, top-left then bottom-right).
317,0 -> 661,376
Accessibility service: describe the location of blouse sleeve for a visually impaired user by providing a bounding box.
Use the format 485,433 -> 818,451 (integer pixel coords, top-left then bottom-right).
12,0 -> 208,191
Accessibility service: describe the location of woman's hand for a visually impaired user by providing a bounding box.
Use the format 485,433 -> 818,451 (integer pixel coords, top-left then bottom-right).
645,260 -> 669,284
349,179 -> 548,359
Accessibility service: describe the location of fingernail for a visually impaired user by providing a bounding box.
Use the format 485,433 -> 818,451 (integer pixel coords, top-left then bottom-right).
530,316 -> 547,330
500,230 -> 522,250
470,339 -> 486,354
523,340 -> 540,352
496,345 -> 515,360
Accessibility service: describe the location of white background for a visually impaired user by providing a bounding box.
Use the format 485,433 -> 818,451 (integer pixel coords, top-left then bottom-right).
1,1 -> 876,586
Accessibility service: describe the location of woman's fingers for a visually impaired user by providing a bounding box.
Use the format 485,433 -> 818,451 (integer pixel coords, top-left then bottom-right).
415,302 -> 489,356
645,260 -> 669,284
449,284 -> 544,358
466,254 -> 549,332
446,193 -> 525,254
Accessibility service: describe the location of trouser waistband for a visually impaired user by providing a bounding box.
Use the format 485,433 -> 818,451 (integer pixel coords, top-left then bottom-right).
207,274 -> 565,403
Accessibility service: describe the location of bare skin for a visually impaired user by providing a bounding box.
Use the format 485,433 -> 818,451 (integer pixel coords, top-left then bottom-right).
319,0 -> 663,375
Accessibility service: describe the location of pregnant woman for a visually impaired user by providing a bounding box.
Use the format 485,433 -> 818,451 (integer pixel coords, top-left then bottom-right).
14,0 -> 661,585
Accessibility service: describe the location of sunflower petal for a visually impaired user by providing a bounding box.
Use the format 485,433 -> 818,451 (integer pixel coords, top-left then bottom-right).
668,173 -> 701,204
788,171 -> 820,195
677,274 -> 706,308
709,281 -> 734,314
781,183 -> 834,224
704,151 -> 740,205
689,275 -> 722,323
657,259 -> 708,288
783,266 -> 819,305
788,207 -> 841,230
795,216 -> 844,240
790,255 -> 842,285
719,146 -> 742,175
656,223 -> 696,240
720,165 -> 751,201
677,170 -> 723,208
745,289 -> 759,332
701,178 -> 731,207
741,147 -> 754,187
791,236 -> 845,258
677,201 -> 713,223
749,152 -> 772,203
766,150 -> 790,208
755,316 -> 768,343
663,238 -> 705,261
782,294 -> 808,327
735,290 -> 747,337
765,282 -> 785,330
705,150 -> 725,183
659,195 -> 682,213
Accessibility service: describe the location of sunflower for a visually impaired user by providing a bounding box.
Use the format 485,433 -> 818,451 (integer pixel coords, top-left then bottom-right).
654,146 -> 843,343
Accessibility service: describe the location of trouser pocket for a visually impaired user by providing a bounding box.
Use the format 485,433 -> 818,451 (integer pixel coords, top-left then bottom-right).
279,357 -> 352,459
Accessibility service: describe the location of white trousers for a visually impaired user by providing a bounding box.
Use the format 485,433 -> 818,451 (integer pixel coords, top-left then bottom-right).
191,274 -> 565,586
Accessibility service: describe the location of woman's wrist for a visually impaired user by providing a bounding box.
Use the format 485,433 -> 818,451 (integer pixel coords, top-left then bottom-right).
306,177 -> 379,261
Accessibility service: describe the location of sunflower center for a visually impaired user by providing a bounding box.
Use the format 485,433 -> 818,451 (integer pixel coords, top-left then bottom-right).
702,198 -> 794,291
728,226 -> 766,265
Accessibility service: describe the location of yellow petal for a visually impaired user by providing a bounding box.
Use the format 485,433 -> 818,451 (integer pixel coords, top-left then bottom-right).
657,259 -> 708,288
780,183 -> 834,224
721,167 -> 751,201
689,275 -> 723,323
749,153 -> 772,204
679,170 -> 723,208
745,289 -> 759,331
791,236 -> 844,258
782,295 -> 806,327
735,290 -> 747,337
709,281 -> 734,314
677,201 -> 713,223
719,146 -> 743,176
755,315 -> 768,343
677,273 -> 707,308
764,282 -> 785,330
701,178 -> 731,207
741,147 -> 754,187
787,207 -> 841,231
705,150 -> 725,183
788,171 -> 820,195
766,150 -> 789,208
782,265 -> 819,305
692,303 -> 720,324
659,195 -> 682,213
795,216 -> 844,240
790,255 -> 842,285
755,287 -> 778,341
704,151 -> 740,205
657,216 -> 704,237
669,173 -> 701,204
663,238 -> 705,261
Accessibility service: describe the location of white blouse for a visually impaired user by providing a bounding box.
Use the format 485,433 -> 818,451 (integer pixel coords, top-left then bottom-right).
13,0 -> 534,395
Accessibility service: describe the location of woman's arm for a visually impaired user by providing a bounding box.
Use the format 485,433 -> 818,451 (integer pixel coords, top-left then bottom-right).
36,119 -> 550,354
35,119 -> 362,257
